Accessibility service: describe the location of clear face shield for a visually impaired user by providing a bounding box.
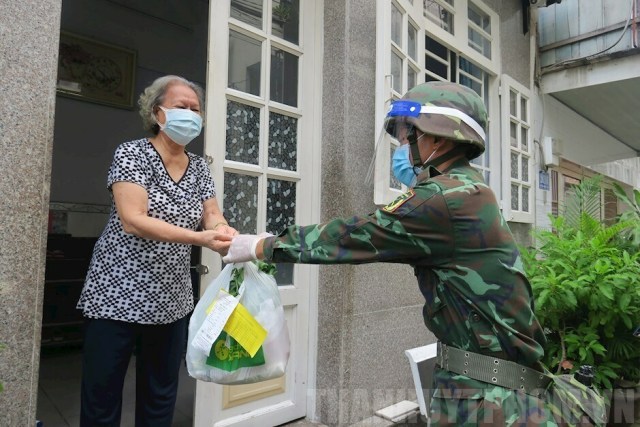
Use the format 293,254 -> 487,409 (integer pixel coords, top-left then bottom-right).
365,101 -> 426,188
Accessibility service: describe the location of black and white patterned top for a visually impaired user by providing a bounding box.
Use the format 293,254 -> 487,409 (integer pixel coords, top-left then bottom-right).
77,138 -> 216,324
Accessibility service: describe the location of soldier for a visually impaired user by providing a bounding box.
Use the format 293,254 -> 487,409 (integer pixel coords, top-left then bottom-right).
222,82 -> 605,426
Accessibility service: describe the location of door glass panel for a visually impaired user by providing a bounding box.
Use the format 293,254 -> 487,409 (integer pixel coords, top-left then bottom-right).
270,47 -> 298,106
521,127 -> 528,150
223,173 -> 259,234
269,112 -> 297,170
522,156 -> 529,181
228,30 -> 262,96
266,178 -> 296,285
231,0 -> 263,30
272,0 -> 300,44
226,101 -> 260,164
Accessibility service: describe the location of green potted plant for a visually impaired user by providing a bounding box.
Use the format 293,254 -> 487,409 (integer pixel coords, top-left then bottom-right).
521,176 -> 640,425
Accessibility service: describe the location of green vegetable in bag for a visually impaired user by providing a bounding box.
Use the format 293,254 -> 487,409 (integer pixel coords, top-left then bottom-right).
204,262 -> 277,371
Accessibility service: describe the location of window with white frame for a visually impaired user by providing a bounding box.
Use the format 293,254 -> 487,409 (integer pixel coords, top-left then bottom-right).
374,0 -> 500,205
501,75 -> 533,223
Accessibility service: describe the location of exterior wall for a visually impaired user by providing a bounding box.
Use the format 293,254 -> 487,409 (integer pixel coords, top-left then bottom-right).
494,0 -> 536,246
0,1 -> 62,424
591,157 -> 640,189
493,0 -> 532,87
538,95 -> 636,166
538,0 -> 637,68
316,1 -> 433,424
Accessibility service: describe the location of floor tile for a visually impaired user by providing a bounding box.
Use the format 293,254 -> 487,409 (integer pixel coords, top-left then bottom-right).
37,347 -> 195,426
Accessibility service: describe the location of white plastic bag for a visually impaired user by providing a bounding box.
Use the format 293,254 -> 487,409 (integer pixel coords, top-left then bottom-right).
186,262 -> 290,385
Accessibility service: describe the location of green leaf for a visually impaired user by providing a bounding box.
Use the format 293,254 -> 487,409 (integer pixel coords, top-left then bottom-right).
618,294 -> 631,311
600,285 -> 615,300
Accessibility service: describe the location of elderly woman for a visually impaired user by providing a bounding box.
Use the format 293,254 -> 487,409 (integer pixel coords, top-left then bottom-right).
77,75 -> 235,426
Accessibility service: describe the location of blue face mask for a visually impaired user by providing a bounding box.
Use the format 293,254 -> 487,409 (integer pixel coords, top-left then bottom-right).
392,144 -> 420,187
158,107 -> 203,146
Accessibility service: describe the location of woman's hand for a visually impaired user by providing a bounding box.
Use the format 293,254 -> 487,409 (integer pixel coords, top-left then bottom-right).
199,230 -> 234,255
213,223 -> 238,237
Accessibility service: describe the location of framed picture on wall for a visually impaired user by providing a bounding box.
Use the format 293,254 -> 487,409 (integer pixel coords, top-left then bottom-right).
56,31 -> 137,109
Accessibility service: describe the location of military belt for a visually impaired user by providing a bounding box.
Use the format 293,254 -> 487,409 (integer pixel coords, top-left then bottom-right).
436,342 -> 552,398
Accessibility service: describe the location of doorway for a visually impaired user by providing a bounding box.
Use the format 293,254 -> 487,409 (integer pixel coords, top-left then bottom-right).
37,0 -> 210,425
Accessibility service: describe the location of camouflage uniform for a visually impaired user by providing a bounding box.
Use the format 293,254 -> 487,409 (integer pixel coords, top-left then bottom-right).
258,82 -> 604,426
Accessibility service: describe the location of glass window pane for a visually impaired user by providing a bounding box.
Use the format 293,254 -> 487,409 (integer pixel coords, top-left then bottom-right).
226,101 -> 260,165
426,55 -> 448,80
459,57 -> 482,79
270,47 -> 298,106
511,184 -> 519,210
522,156 -> 529,182
228,31 -> 262,96
424,1 -> 454,34
231,0 -> 263,29
459,73 -> 482,97
267,178 -> 296,285
408,23 -> 417,60
269,111 -> 298,171
468,3 -> 490,33
426,35 -> 448,60
520,97 -> 528,121
511,152 -> 519,179
458,58 -> 485,95
223,172 -> 258,234
391,3 -> 402,45
510,122 -> 517,147
272,0 -> 300,44
471,154 -> 488,171
522,187 -> 530,212
408,66 -> 417,89
521,127 -> 528,150
510,90 -> 517,117
391,51 -> 402,93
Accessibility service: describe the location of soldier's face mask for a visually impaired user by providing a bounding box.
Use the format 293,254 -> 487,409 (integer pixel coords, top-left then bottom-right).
365,101 -> 426,187
390,124 -> 430,187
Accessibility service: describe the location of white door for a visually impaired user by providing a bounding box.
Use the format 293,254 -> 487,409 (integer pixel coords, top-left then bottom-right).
195,1 -> 322,426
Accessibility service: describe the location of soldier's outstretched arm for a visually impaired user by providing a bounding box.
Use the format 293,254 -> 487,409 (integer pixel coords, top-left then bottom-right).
260,185 -> 452,265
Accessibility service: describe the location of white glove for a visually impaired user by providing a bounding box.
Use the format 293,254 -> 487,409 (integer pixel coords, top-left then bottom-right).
222,233 -> 274,264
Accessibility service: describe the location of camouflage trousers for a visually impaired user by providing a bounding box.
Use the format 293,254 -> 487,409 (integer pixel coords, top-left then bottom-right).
428,368 -> 607,426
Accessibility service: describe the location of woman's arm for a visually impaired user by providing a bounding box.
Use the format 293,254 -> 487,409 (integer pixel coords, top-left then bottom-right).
201,197 -> 237,236
112,181 -> 232,253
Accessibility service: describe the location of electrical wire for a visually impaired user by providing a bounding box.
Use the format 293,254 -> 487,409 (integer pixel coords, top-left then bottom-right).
543,0 -> 635,71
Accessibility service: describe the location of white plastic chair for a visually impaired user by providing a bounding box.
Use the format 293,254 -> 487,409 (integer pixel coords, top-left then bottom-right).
404,343 -> 438,421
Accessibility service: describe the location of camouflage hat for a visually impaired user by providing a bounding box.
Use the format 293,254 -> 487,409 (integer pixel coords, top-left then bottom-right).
384,81 -> 488,160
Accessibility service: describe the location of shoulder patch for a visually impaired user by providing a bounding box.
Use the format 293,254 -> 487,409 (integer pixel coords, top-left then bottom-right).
383,189 -> 415,212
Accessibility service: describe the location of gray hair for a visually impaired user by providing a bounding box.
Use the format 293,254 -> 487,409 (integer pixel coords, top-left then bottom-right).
138,75 -> 205,134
